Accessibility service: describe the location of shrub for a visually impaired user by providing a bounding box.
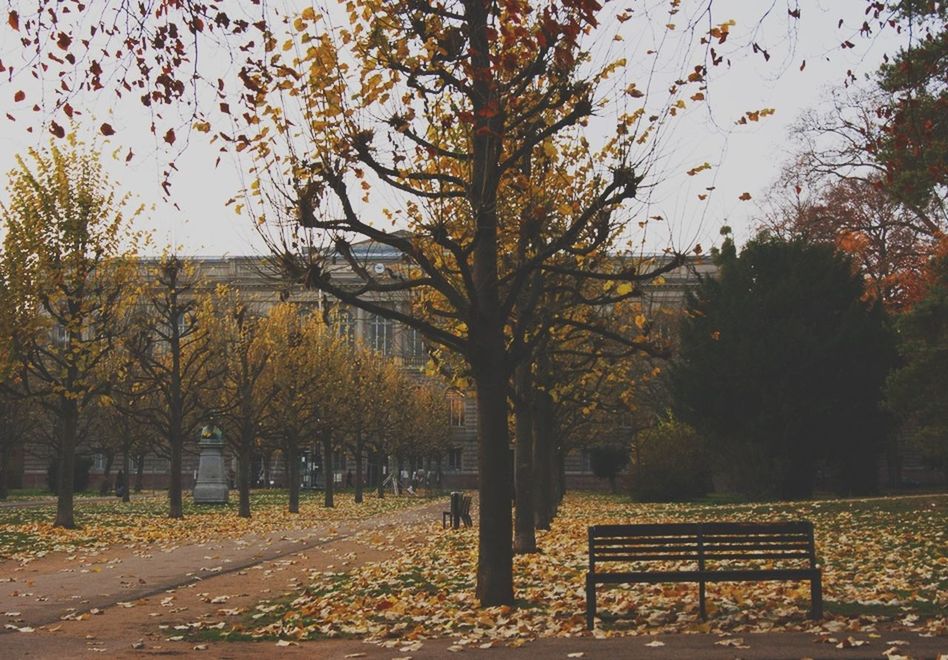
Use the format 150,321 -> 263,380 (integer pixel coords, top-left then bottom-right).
629,419 -> 711,502
588,442 -> 630,492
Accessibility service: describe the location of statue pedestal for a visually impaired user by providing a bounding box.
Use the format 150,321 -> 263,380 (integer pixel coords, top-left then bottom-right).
193,429 -> 229,504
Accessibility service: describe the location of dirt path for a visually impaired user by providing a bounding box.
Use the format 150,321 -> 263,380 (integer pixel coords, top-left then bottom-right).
0,499 -> 443,644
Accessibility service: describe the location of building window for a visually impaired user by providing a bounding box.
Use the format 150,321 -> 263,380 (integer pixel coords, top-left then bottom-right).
334,307 -> 355,344
52,324 -> 70,345
448,447 -> 462,471
367,311 -> 394,355
407,325 -> 425,359
449,395 -> 465,427
92,453 -> 107,471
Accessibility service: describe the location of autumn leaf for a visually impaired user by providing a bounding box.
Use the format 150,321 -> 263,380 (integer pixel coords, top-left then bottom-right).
100,123 -> 115,136
7,11 -> 18,30
49,121 -> 65,138
164,128 -> 176,145
738,192 -> 752,201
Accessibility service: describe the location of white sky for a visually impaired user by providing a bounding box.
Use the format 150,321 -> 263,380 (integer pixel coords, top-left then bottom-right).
0,1 -> 905,257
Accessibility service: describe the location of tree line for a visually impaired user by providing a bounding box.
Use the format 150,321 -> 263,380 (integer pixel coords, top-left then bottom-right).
0,142 -> 452,525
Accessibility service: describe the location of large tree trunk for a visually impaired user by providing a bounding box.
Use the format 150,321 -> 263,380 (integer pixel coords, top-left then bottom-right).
322,436 -> 334,508
354,436 -> 364,504
54,396 -> 78,529
168,434 -> 183,519
473,355 -> 515,606
532,388 -> 554,531
238,441 -> 252,518
513,363 -> 536,554
287,444 -> 300,513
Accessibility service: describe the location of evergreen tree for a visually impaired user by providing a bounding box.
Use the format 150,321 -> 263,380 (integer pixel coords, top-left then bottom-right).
671,231 -> 896,498
886,251 -> 948,484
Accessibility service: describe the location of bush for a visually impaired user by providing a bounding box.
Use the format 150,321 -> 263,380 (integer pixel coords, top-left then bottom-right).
46,456 -> 94,494
629,419 -> 711,502
588,442 -> 630,492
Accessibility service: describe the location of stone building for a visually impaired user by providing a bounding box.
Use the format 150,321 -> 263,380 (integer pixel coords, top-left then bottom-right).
11,248 -> 710,492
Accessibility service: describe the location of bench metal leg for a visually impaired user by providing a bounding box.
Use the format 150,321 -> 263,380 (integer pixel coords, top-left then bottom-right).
810,574 -> 823,619
586,578 -> 596,630
699,580 -> 707,620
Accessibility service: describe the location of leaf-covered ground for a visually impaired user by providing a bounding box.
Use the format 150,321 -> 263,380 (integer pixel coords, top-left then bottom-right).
0,490 -> 419,563
235,493 -> 946,646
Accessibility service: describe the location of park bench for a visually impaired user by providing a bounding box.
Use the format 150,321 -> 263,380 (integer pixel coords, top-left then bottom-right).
585,521 -> 822,629
442,494 -> 473,529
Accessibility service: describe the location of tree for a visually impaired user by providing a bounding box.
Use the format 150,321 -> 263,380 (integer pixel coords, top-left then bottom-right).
886,248 -> 948,484
759,173 -> 936,311
1,140 -> 142,527
874,1 -> 946,215
260,304 -> 349,513
125,256 -> 218,518
209,288 -> 273,518
239,0 -> 725,603
671,231 -> 896,498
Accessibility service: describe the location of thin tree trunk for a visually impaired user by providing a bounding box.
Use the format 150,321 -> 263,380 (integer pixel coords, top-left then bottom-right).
99,452 -> 114,495
122,445 -> 131,503
354,436 -> 364,504
134,453 -> 144,493
322,436 -> 334,508
0,439 -> 9,501
238,443 -> 252,518
263,452 -> 272,488
54,396 -> 78,529
513,362 -> 536,554
556,447 -> 566,503
533,388 -> 554,531
168,434 -> 183,519
376,450 -> 385,498
287,444 -> 300,513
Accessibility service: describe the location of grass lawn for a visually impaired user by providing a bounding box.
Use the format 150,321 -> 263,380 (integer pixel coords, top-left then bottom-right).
232,492 -> 946,643
0,489 -> 424,562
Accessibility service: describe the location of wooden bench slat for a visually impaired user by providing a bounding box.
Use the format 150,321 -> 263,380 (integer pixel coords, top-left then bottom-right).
589,567 -> 819,584
594,541 -> 811,553
590,522 -> 812,535
593,534 -> 810,546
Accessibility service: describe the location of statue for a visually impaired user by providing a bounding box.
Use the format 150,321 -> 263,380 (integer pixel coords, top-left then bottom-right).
192,416 -> 229,504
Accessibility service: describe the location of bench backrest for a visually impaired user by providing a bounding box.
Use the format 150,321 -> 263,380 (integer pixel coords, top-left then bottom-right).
460,495 -> 472,516
588,521 -> 816,571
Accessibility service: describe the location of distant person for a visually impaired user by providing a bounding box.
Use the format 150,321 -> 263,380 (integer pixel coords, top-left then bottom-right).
114,470 -> 126,498
345,470 -> 353,488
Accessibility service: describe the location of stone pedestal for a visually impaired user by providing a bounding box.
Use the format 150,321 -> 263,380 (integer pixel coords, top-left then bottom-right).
193,425 -> 229,504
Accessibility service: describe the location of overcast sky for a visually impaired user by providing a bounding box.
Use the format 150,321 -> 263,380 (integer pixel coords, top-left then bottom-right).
0,1 -> 904,257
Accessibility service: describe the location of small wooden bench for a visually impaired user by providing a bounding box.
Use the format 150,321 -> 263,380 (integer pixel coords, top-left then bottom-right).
442,494 -> 473,529
585,521 -> 822,629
